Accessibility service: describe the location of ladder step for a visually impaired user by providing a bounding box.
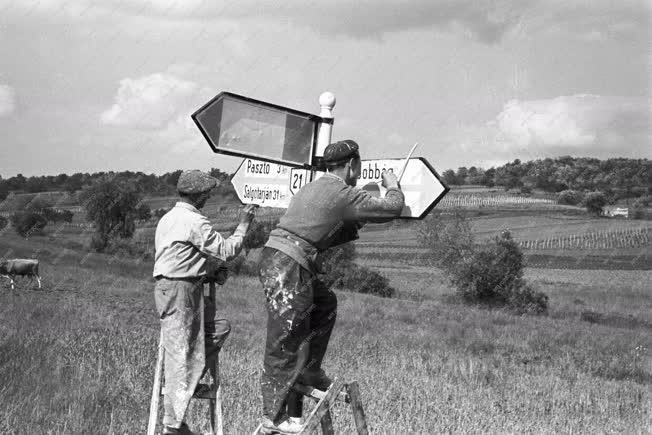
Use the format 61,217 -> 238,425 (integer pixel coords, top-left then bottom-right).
299,379 -> 345,434
193,383 -> 217,399
160,383 -> 217,399
292,383 -> 350,403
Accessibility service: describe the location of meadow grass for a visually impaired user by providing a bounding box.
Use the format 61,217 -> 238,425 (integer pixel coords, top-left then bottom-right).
0,203 -> 650,434
0,250 -> 650,434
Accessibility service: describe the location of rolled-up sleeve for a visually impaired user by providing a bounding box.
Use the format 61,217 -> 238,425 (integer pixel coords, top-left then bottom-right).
193,218 -> 248,261
344,186 -> 405,222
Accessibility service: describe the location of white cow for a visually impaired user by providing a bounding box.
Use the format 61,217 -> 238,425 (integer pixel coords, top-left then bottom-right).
0,259 -> 41,289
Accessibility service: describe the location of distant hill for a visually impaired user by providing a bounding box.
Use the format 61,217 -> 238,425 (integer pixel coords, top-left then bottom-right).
441,157 -> 650,201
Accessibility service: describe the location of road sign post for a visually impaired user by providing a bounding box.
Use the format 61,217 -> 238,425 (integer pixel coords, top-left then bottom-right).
192,90 -> 448,217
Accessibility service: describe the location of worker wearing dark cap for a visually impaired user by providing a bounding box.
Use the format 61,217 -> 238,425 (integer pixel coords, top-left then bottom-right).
153,169 -> 256,435
258,140 -> 405,433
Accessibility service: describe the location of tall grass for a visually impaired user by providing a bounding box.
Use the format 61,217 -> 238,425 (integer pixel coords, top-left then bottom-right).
0,256 -> 649,434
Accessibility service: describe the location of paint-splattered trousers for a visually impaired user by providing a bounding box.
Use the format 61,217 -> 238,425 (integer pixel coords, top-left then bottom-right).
154,277 -> 231,428
258,247 -> 337,423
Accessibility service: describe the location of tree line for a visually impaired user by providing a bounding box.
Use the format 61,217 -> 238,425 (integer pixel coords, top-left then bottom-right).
442,156 -> 650,200
0,168 -> 236,201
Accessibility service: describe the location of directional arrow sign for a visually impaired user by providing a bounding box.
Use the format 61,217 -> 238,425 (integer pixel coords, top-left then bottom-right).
232,157 -> 448,217
358,158 -> 449,219
231,158 -> 306,208
192,92 -> 323,168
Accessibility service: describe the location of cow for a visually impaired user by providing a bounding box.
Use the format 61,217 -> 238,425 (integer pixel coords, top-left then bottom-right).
0,259 -> 41,290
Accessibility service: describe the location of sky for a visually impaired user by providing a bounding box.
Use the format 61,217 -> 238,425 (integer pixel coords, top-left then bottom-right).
0,0 -> 650,177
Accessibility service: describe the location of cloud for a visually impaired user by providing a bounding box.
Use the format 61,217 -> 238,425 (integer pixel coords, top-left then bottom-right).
0,85 -> 16,117
492,95 -> 651,156
100,72 -> 211,129
6,0 -> 648,44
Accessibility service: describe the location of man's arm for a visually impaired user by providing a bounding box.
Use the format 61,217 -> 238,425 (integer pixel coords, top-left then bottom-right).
344,171 -> 405,222
193,205 -> 256,261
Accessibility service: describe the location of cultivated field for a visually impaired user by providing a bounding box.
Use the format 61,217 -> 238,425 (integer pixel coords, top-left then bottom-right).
0,187 -> 650,434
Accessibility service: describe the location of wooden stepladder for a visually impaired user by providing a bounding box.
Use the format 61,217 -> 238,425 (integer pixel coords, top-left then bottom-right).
253,379 -> 369,435
147,282 -> 224,435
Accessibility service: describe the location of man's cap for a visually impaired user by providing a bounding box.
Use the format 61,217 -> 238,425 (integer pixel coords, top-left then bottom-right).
323,140 -> 360,165
177,170 -> 219,194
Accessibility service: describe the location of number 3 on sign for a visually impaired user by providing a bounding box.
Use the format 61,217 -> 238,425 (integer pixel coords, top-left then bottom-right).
289,168 -> 310,195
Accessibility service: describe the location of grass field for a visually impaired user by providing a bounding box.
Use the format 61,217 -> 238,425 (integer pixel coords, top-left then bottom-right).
0,188 -> 651,434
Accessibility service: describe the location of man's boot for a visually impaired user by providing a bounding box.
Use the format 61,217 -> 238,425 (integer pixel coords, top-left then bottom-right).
298,368 -> 332,391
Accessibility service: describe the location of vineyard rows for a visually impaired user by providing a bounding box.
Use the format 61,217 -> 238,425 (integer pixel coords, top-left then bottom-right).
440,193 -> 556,208
519,227 -> 649,250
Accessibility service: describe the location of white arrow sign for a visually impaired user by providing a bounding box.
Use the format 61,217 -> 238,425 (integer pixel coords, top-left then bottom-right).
231,157 -> 448,218
230,158 -> 297,208
358,158 -> 448,219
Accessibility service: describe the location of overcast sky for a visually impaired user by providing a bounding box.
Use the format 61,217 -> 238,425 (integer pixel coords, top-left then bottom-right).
0,0 -> 650,177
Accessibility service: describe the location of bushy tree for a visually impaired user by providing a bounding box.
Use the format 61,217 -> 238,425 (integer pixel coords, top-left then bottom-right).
0,181 -> 8,201
79,179 -> 141,251
557,189 -> 584,206
416,212 -> 547,314
583,191 -> 607,216
442,169 -> 458,186
10,211 -> 47,237
135,203 -> 152,221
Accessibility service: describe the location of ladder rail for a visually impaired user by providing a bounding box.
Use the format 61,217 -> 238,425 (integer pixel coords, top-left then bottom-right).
252,378 -> 368,435
147,336 -> 164,435
299,379 -> 345,434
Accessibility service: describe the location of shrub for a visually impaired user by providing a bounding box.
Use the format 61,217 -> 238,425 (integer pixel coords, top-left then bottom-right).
317,242 -> 395,298
583,191 -> 607,216
417,213 -> 548,314
316,243 -> 356,287
10,211 -> 48,237
0,215 -> 7,231
448,231 -> 548,314
449,231 -> 524,302
557,189 -> 584,206
508,284 -> 549,315
339,264 -> 395,298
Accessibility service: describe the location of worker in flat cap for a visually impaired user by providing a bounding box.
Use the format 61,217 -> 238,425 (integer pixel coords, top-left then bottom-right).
153,169 -> 256,435
257,140 -> 405,433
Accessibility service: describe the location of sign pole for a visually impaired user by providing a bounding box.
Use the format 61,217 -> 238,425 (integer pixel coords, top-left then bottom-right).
312,92 -> 336,181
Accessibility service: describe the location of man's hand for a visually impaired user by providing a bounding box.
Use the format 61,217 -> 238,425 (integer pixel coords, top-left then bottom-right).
381,171 -> 400,189
238,204 -> 257,225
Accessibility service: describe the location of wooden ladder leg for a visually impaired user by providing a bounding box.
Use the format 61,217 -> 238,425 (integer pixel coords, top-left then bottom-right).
209,355 -> 224,435
320,410 -> 335,435
299,379 -> 345,434
346,382 -> 369,435
147,337 -> 165,435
